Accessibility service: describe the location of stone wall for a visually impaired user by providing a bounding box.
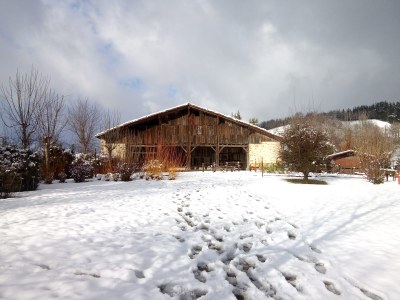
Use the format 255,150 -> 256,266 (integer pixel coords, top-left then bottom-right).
99,139 -> 126,159
249,142 -> 281,166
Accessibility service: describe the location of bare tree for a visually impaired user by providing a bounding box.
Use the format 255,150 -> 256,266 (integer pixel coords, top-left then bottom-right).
68,98 -> 100,154
0,67 -> 48,148
280,113 -> 334,181
352,121 -> 394,184
38,90 -> 67,179
101,109 -> 123,172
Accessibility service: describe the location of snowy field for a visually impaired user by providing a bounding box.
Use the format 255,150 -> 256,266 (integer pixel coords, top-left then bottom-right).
0,172 -> 399,300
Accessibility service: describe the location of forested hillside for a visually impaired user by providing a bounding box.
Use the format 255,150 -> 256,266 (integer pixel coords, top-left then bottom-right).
260,101 -> 400,129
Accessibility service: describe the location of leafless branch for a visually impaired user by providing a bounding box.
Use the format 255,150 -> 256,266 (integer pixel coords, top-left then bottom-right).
68,98 -> 100,154
0,66 -> 49,148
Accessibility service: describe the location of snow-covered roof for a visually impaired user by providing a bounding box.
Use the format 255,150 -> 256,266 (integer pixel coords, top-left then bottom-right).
326,149 -> 356,160
96,102 -> 282,141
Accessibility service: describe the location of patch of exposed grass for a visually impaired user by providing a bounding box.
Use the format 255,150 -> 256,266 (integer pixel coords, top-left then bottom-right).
285,178 -> 328,185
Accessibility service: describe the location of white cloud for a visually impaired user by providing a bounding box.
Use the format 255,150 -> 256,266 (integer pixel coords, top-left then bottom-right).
0,0 -> 399,124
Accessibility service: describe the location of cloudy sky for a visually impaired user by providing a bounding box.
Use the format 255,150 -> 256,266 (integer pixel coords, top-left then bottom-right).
0,0 -> 399,125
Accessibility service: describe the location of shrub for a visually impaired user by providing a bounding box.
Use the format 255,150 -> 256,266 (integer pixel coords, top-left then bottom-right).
0,145 -> 40,196
359,152 -> 389,184
71,164 -> 94,183
117,163 -> 135,181
144,160 -> 163,180
263,162 -> 285,174
41,145 -> 74,181
0,170 -> 20,199
58,172 -> 67,183
168,169 -> 177,180
70,153 -> 96,182
43,174 -> 54,184
103,173 -> 111,181
112,173 -> 119,181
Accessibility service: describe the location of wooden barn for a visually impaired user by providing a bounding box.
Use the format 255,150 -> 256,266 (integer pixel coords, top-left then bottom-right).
96,103 -> 282,170
326,150 -> 361,173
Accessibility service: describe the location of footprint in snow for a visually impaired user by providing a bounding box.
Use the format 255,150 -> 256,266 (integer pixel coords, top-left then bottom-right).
189,245 -> 202,259
173,235 -> 185,243
235,258 -> 256,272
225,269 -> 238,286
288,231 -> 297,240
232,288 -> 247,300
247,272 -> 277,298
309,244 -> 322,254
288,222 -> 299,229
359,288 -> 384,300
315,262 -> 327,274
197,262 -> 212,272
254,221 -> 264,229
282,272 -> 302,292
323,280 -> 341,295
208,241 -> 222,252
193,269 -> 207,283
256,254 -> 267,263
239,233 -> 253,240
346,279 -> 384,300
159,283 -> 207,299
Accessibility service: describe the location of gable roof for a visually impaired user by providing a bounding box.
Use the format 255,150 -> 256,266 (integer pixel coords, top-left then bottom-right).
96,102 -> 281,141
326,150 -> 356,160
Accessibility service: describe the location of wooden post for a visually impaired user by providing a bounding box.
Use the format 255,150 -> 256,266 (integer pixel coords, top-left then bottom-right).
186,108 -> 192,169
262,157 -> 264,177
216,116 -> 220,167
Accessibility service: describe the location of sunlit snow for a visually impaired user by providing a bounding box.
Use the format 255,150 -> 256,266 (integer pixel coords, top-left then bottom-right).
0,172 -> 398,300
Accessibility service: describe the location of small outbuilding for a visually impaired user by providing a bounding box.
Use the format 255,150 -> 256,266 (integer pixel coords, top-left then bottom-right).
326,150 -> 361,173
96,103 -> 282,170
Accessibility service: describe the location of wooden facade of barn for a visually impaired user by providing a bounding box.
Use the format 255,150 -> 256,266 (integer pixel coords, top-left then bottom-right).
326,150 -> 361,173
96,103 -> 281,170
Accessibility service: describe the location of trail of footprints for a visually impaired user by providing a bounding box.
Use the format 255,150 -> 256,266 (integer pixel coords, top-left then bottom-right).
168,191 -> 385,300
30,189 -> 383,300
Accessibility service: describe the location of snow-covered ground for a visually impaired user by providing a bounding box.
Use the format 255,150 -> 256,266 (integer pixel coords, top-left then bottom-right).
0,172 -> 398,300
346,119 -> 391,130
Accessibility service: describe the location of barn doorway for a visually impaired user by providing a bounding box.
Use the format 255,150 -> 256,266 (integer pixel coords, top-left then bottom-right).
219,147 -> 247,170
191,147 -> 216,169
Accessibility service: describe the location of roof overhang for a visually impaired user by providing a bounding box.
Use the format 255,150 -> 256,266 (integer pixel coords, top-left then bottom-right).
96,102 -> 282,141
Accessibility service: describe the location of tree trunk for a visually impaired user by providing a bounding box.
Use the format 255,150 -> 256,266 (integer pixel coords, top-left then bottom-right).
107,148 -> 113,172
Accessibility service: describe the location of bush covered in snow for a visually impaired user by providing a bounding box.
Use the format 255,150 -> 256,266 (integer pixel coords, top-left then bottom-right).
41,145 -> 74,182
58,172 -> 67,183
0,145 -> 40,198
70,153 -> 97,183
117,162 -> 138,181
71,164 -> 92,183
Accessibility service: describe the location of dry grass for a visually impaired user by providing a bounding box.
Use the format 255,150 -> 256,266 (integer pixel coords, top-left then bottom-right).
143,142 -> 186,180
